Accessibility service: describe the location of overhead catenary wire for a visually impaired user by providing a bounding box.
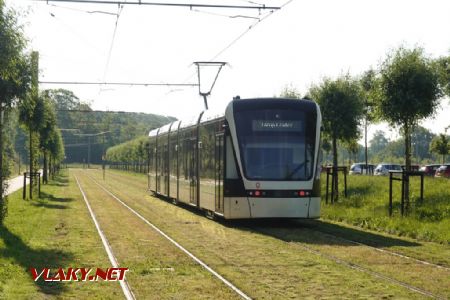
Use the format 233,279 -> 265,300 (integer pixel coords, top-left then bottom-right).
102,3 -> 124,84
48,3 -> 119,15
34,0 -> 281,10
210,0 -> 294,61
39,81 -> 198,87
179,0 -> 292,86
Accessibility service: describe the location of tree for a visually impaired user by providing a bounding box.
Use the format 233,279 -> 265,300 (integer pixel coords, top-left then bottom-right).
435,55 -> 450,98
411,126 -> 435,162
0,0 -> 31,222
36,93 -> 58,183
430,134 -> 449,164
369,130 -> 389,156
360,69 -> 377,169
309,74 -> 364,202
18,52 -> 40,199
376,46 -> 442,171
280,85 -> 302,99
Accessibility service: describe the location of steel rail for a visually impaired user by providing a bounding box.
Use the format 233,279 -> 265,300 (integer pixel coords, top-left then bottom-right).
252,226 -> 445,300
84,171 -> 252,300
308,227 -> 450,272
74,175 -> 135,300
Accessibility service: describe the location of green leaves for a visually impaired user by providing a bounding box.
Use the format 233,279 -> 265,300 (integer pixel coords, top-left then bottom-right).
0,0 -> 31,106
309,74 -> 364,143
377,47 -> 441,127
429,134 -> 449,164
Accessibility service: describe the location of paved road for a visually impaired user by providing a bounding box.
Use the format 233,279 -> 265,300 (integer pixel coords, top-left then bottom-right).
5,171 -> 42,196
5,174 -> 28,196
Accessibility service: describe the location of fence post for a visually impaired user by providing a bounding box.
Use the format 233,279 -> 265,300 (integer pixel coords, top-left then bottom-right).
344,167 -> 348,198
420,173 -> 424,203
325,167 -> 329,204
38,173 -> 41,198
400,173 -> 405,216
389,172 -> 393,216
23,172 -> 27,200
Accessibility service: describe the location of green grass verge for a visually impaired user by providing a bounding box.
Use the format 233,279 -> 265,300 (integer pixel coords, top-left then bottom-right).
321,174 -> 450,244
0,171 -> 121,298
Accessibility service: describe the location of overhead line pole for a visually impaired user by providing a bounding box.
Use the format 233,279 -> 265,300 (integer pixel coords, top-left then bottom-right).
35,0 -> 281,10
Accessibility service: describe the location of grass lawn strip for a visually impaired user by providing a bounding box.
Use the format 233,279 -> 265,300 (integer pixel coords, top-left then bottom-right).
0,171 -> 121,299
73,169 -> 240,299
104,168 -> 450,266
86,169 -> 428,299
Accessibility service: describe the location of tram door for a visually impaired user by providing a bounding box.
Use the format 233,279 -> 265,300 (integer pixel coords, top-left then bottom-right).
187,137 -> 198,206
162,143 -> 169,196
156,140 -> 161,193
215,132 -> 224,213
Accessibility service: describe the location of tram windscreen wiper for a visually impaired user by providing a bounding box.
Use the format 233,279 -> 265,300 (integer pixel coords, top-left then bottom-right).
286,161 -> 307,179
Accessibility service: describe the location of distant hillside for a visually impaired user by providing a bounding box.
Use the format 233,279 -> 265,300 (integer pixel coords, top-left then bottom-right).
57,110 -> 176,164
15,89 -> 176,164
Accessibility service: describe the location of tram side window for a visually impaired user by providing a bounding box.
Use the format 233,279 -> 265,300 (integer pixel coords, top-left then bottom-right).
225,136 -> 239,179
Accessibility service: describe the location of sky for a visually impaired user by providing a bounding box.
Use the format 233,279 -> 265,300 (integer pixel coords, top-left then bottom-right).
7,0 -> 450,142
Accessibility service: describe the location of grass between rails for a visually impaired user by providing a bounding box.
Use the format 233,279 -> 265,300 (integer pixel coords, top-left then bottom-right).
85,168 -> 450,299
321,174 -> 450,244
0,171 -> 122,299
73,170 -> 240,300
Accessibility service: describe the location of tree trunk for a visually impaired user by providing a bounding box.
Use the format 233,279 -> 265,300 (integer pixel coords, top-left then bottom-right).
43,151 -> 48,184
404,123 -> 411,212
29,130 -> 33,199
0,104 -> 4,221
332,136 -> 339,203
365,117 -> 368,171
404,123 -> 411,171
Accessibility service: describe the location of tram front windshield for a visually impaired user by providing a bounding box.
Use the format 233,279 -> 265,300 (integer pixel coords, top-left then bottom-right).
234,107 -> 316,181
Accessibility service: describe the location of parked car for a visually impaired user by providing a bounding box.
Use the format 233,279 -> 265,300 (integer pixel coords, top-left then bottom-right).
349,163 -> 376,175
435,164 -> 450,178
374,163 -> 402,176
419,164 -> 441,176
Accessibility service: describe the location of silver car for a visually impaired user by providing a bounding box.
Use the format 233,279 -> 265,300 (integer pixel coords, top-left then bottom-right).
349,163 -> 376,175
374,163 -> 402,175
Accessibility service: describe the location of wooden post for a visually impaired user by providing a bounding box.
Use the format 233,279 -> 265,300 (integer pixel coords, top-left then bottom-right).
401,173 -> 405,216
23,172 -> 27,199
420,173 -> 424,203
325,167 -> 329,204
344,167 -> 348,198
389,172 -> 393,216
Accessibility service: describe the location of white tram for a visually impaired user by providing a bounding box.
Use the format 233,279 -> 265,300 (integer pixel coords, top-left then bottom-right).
148,98 -> 322,219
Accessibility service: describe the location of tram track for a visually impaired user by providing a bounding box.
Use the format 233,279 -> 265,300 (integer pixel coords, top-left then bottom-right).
76,170 -> 250,300
102,169 -> 450,271
249,225 -> 447,300
306,226 -> 450,271
74,175 -> 135,300
81,169 -> 450,299
85,172 -> 252,300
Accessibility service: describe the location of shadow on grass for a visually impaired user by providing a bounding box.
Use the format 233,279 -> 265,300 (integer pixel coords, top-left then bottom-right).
39,192 -> 74,204
150,193 -> 420,248
47,174 -> 69,187
0,225 -> 74,295
29,189 -> 73,210
220,218 -> 420,248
